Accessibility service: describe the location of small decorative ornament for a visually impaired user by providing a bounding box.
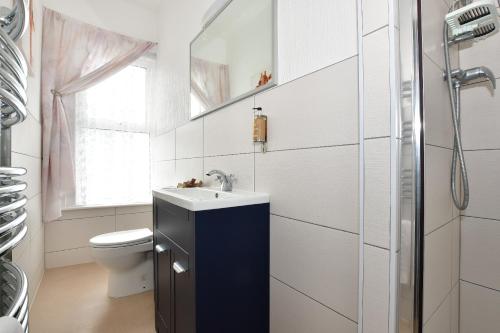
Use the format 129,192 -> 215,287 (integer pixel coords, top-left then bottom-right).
256,70 -> 272,88
177,178 -> 203,188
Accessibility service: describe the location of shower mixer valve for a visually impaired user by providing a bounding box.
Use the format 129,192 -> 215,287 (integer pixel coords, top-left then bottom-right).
444,66 -> 497,89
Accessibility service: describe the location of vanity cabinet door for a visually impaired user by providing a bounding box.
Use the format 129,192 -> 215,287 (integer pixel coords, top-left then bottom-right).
155,232 -> 172,333
171,244 -> 195,333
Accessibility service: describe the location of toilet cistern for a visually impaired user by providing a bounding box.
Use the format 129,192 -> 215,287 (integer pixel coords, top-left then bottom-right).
206,170 -> 234,192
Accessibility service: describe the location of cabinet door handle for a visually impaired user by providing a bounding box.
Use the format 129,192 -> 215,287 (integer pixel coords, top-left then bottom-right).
155,244 -> 168,254
173,262 -> 187,274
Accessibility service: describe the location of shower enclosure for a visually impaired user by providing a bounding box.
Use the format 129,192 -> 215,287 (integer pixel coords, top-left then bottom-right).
398,0 -> 500,332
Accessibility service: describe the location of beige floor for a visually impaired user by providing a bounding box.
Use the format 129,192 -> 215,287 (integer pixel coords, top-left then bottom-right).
30,263 -> 155,333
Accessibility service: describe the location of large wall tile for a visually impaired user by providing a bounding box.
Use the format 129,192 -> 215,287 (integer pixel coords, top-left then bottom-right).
364,27 -> 390,138
464,150 -> 500,220
423,293 -> 451,333
362,0 -> 389,35
204,153 -> 254,191
11,153 -> 41,199
57,207 -> 116,221
204,97 -> 254,156
45,205 -> 155,268
175,118 -> 203,159
270,278 -> 357,333
116,204 -> 152,215
271,215 -> 358,321
364,138 -> 390,248
116,212 -> 153,231
461,81 -> 500,150
363,245 -> 390,333
424,145 -> 453,234
421,0 -> 457,69
152,160 -> 176,188
278,0 -> 357,83
175,158 -> 204,184
451,283 -> 459,333
27,194 -> 43,238
451,218 -> 460,285
45,247 -> 93,269
424,55 -> 454,149
12,114 -> 42,158
44,216 -> 115,253
255,57 -> 359,151
151,130 -> 175,162
256,146 -> 359,233
460,26 -> 500,80
461,281 -> 500,333
423,221 -> 453,322
461,217 -> 500,291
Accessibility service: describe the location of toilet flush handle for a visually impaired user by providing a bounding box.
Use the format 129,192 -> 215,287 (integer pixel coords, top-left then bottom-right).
155,244 -> 168,254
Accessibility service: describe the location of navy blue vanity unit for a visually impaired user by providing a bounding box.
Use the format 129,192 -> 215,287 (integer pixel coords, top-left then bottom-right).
153,189 -> 270,333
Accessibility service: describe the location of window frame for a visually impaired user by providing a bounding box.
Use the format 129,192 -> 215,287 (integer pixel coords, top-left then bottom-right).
65,54 -> 156,210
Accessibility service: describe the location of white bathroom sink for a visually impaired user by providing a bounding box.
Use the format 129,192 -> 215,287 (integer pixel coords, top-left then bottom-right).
152,187 -> 269,211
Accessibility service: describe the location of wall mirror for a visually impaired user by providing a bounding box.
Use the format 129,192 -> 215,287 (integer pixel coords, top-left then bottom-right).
190,0 -> 276,119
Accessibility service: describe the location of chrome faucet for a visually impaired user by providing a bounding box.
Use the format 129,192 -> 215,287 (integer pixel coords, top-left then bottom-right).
206,170 -> 234,192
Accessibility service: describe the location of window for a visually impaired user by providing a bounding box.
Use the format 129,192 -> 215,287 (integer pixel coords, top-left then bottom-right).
73,58 -> 153,207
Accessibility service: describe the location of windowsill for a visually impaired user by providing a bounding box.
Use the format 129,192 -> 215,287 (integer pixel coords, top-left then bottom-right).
62,202 -> 152,212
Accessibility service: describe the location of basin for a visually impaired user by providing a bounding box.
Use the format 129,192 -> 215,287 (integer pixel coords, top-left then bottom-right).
152,187 -> 269,211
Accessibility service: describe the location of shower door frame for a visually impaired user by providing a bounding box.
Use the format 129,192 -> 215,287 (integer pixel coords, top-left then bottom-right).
398,0 -> 425,332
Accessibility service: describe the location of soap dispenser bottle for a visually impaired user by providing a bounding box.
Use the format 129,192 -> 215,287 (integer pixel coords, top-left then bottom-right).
253,107 -> 267,153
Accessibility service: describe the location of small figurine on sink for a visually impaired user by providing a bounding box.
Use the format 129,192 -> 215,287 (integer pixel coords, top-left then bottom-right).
177,178 -> 203,188
256,71 -> 272,88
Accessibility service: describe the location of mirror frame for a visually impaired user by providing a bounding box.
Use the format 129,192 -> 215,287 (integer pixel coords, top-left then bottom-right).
189,0 -> 278,120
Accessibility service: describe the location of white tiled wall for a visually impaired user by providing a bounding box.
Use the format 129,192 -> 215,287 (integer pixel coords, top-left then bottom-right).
421,0 -> 461,331
150,0 -> 401,331
44,205 -> 152,269
270,277 -> 357,333
458,2 -> 500,329
151,56 -> 362,327
362,245 -> 390,333
361,1 -> 395,331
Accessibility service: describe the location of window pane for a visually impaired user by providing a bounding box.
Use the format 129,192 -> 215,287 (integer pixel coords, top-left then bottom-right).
75,129 -> 150,206
73,63 -> 151,207
77,65 -> 148,132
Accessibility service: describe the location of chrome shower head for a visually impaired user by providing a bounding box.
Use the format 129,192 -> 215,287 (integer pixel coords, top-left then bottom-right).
449,66 -> 497,88
446,0 -> 499,44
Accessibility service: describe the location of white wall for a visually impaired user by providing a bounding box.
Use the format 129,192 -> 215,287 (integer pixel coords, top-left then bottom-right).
151,0 -> 400,332
459,2 -> 500,331
42,0 -> 159,42
421,0 -> 461,332
44,205 -> 153,269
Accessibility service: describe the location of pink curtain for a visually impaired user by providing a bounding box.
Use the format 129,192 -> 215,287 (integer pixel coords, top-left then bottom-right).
41,8 -> 155,222
191,57 -> 230,109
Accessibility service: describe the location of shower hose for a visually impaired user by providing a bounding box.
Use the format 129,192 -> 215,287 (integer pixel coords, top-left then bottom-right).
443,23 -> 469,210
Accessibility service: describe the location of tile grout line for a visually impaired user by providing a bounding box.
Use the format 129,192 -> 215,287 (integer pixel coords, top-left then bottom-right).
271,275 -> 358,325
271,213 -> 359,236
461,214 -> 500,222
460,279 -> 500,294
425,215 -> 460,237
362,24 -> 389,37
423,280 -> 460,327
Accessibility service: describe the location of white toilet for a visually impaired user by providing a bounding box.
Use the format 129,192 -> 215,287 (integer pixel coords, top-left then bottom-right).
89,228 -> 154,298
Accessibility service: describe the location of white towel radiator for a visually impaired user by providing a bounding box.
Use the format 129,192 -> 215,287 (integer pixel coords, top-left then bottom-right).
0,1 -> 30,332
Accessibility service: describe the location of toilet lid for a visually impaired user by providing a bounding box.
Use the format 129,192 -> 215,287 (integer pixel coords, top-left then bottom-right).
90,228 -> 153,248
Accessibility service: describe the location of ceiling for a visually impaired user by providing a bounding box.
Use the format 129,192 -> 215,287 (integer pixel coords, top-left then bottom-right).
123,0 -> 161,11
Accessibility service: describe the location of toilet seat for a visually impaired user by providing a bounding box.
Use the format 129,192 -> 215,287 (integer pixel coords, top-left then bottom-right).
90,228 -> 153,248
